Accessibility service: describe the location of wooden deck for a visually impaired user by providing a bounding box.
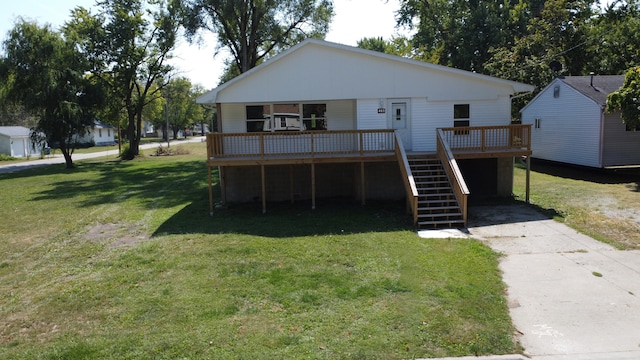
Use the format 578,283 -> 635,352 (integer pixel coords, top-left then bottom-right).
205,125 -> 532,226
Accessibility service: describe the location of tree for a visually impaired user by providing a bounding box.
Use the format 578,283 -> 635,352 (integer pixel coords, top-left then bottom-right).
182,0 -> 334,80
1,20 -> 102,168
606,66 -> 640,131
483,0 -> 597,117
397,0 -> 532,73
357,36 -> 414,58
65,0 -> 180,159
164,77 -> 204,139
588,0 -> 640,74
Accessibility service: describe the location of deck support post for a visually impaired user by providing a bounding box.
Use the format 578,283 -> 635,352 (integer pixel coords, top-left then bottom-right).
360,162 -> 366,206
311,163 -> 316,210
525,155 -> 531,203
261,165 -> 267,214
208,165 -> 213,216
290,165 -> 295,204
220,166 -> 227,205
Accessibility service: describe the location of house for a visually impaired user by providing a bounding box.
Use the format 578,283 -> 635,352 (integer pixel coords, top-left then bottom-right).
197,39 -> 535,228
521,75 -> 640,168
75,120 -> 116,146
0,126 -> 42,158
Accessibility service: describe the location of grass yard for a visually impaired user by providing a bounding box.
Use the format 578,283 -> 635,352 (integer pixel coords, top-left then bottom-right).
0,142 -> 519,359
513,160 -> 640,250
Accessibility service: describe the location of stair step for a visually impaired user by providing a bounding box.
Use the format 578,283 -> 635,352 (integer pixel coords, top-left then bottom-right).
417,205 -> 460,211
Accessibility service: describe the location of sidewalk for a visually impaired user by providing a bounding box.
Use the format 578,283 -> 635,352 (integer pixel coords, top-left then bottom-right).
465,205 -> 640,360
0,136 -> 205,174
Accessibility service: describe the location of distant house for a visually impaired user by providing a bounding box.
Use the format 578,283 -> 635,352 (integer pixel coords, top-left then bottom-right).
197,39 -> 534,228
0,126 -> 42,158
521,75 -> 640,168
75,120 -> 116,146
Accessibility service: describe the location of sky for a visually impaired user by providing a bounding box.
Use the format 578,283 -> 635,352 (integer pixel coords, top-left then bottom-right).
0,0 -> 407,90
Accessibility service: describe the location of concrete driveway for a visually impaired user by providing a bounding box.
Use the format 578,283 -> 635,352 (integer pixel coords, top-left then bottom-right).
466,204 -> 640,360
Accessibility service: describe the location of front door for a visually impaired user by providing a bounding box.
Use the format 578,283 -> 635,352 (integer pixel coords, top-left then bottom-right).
391,101 -> 411,149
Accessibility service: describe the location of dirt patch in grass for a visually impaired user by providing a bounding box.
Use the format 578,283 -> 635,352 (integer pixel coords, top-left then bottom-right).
86,223 -> 149,247
514,162 -> 640,250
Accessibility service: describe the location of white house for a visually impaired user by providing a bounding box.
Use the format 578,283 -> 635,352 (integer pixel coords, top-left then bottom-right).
521,75 -> 640,168
197,39 -> 534,227
75,120 -> 116,146
0,126 -> 42,158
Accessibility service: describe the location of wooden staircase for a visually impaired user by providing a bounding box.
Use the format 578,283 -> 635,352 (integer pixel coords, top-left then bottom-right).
408,155 -> 465,229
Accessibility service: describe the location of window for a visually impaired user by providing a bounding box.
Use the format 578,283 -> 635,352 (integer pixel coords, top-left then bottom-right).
99,129 -> 102,137
246,105 -> 267,132
302,104 -> 327,131
626,122 -> 640,132
453,104 -> 470,134
535,118 -> 541,129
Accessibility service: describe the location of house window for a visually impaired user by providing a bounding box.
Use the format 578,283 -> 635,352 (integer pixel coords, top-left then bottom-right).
453,104 -> 470,134
302,104 -> 327,131
246,105 -> 267,132
626,122 -> 640,132
535,118 -> 541,129
99,129 -> 102,137
553,86 -> 560,98
108,129 -> 111,137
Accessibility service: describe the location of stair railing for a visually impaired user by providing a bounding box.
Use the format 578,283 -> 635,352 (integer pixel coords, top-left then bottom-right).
436,129 -> 470,226
394,132 -> 419,225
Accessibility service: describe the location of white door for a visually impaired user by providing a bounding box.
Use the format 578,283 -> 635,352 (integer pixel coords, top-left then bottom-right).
391,102 -> 411,150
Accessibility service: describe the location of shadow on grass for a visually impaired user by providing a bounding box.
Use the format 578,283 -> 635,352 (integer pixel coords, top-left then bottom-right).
153,197 -> 414,238
525,158 -> 640,189
26,159 -> 210,210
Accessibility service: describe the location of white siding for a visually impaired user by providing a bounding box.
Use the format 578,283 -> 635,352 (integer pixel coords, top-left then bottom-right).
220,103 -> 248,133
522,80 -> 602,167
326,100 -> 355,131
602,112 -> 640,166
356,99 -> 387,130
411,97 -> 512,152
212,41 -> 528,104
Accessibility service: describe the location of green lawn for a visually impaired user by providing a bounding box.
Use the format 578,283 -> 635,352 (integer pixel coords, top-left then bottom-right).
0,142 -> 518,359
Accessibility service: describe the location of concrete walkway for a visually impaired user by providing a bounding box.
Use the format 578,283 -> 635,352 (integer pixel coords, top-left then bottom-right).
0,136 -> 206,174
465,205 -> 640,360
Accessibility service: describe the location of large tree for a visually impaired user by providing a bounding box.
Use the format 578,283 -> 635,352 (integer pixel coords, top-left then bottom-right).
181,0 -> 334,81
397,0 -> 532,73
65,0 -> 180,158
164,77 -> 204,139
1,20 -> 103,168
588,0 -> 640,75
483,0 -> 597,117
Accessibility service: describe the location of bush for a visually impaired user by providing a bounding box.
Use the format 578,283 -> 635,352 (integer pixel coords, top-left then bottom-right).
0,154 -> 17,161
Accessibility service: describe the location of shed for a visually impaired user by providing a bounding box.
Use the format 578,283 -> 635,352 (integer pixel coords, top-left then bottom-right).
0,126 -> 42,158
521,75 -> 640,168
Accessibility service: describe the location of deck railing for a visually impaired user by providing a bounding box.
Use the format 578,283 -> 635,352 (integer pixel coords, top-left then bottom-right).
207,130 -> 395,159
437,129 -> 470,226
395,132 -> 419,225
439,124 -> 531,153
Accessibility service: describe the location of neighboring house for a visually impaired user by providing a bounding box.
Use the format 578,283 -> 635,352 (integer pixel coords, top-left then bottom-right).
0,126 -> 42,158
197,39 -> 535,228
521,75 -> 640,168
75,120 -> 116,146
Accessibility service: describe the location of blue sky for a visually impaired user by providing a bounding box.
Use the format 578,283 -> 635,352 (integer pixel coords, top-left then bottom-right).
0,0 -> 405,89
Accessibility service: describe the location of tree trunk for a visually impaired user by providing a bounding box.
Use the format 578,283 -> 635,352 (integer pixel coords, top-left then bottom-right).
60,147 -> 74,169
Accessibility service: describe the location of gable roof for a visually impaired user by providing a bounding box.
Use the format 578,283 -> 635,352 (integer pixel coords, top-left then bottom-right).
197,39 -> 535,104
0,126 -> 31,138
560,75 -> 624,106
